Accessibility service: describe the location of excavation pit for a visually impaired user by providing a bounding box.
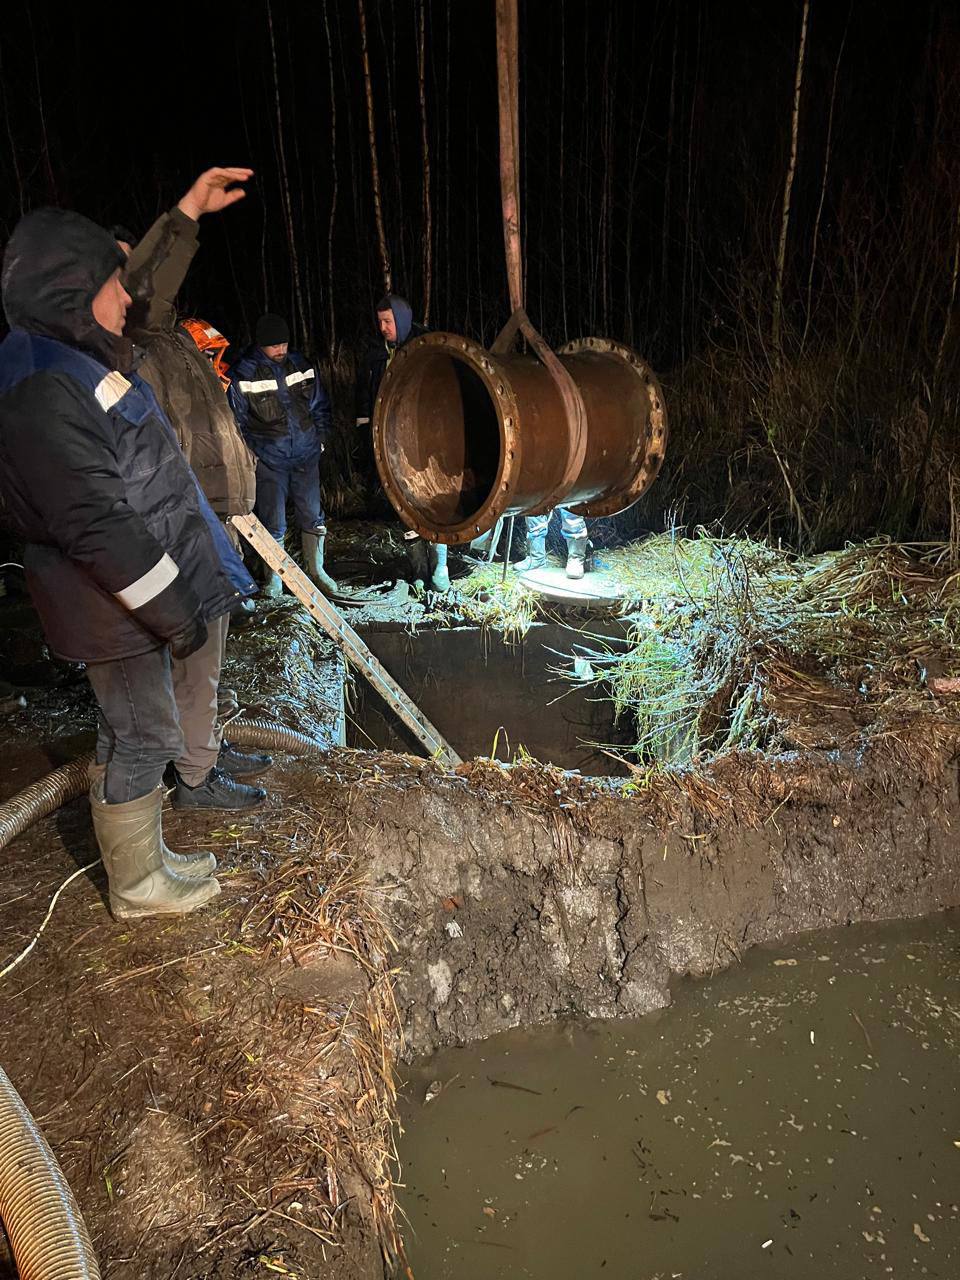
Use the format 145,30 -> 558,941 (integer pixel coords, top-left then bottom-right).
346,620 -> 634,776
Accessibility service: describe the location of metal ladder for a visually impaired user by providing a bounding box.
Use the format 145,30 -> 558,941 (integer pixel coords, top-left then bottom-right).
230,514 -> 462,767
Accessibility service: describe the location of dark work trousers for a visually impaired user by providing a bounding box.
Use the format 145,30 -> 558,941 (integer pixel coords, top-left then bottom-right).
253,457 -> 326,542
86,647 -> 183,804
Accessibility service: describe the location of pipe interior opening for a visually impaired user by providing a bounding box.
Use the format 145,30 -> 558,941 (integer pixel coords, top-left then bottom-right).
382,352 -> 502,527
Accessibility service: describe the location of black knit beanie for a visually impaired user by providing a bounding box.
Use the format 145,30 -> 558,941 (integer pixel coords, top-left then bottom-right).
255,313 -> 290,346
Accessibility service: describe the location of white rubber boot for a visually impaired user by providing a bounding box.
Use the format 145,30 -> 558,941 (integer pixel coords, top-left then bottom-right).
565,536 -> 589,580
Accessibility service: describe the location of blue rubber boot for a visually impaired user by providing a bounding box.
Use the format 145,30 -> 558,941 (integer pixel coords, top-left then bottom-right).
429,543 -> 450,592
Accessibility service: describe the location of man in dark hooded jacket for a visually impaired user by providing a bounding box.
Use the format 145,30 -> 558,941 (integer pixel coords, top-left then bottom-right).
0,208 -> 256,921
354,294 -> 448,591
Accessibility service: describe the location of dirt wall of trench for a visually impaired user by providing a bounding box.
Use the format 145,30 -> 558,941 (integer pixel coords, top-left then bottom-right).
321,750 -> 960,1060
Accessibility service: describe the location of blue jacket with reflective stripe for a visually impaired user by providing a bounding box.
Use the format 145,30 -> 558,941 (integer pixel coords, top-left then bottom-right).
228,347 -> 331,469
0,328 -> 256,662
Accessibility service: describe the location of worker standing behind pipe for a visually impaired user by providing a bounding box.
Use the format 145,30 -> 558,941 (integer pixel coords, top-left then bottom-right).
0,208 -> 254,919
115,168 -> 271,814
514,507 -> 592,580
355,294 -> 449,592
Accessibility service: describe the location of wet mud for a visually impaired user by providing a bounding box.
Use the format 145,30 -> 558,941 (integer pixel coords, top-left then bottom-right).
399,911 -> 960,1278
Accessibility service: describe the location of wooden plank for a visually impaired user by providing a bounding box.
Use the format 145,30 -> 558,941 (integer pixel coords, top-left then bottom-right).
230,514 -> 462,766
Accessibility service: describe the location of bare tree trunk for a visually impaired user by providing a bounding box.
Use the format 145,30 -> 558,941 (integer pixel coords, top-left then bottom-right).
661,6 -> 678,305
331,0 -> 368,304
282,4 -> 315,344
772,0 -> 811,363
358,0 -> 392,294
266,0 -> 309,342
322,0 -> 339,354
907,194 -> 960,527
681,3 -> 703,365
600,5 -> 613,335
418,0 -> 433,324
558,0 -> 568,343
934,198 -> 960,388
803,8 -> 848,351
0,43 -> 25,217
28,8 -> 57,203
445,2 -> 452,322
378,0 -> 406,288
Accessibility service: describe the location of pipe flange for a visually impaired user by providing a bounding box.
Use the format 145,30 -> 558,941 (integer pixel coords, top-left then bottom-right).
559,337 -> 668,518
372,332 -> 524,544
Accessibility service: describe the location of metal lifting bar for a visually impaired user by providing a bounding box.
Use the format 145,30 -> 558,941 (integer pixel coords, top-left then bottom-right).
230,514 -> 462,767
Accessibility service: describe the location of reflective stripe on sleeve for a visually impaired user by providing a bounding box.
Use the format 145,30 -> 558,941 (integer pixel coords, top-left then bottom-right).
94,371 -> 133,412
115,553 -> 180,610
238,378 -> 279,394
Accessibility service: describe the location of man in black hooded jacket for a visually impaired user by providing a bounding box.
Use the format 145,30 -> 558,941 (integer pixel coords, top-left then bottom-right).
0,208 -> 256,921
354,293 -> 449,591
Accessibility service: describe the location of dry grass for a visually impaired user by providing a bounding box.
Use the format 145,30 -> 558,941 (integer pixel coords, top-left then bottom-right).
193,783 -> 408,1272
434,530 -> 960,775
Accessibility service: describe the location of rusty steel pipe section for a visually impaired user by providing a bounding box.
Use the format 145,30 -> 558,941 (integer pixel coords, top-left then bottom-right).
372,332 -> 668,544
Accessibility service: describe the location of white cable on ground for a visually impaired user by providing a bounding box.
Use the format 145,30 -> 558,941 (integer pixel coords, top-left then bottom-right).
0,859 -> 102,982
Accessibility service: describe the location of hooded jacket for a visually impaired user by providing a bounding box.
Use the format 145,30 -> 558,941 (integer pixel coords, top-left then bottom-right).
354,295 -> 428,424
228,345 -> 332,470
122,208 -> 257,517
0,208 -> 255,663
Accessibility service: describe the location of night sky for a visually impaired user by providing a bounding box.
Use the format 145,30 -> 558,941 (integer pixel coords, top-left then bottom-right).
0,2 -> 948,347
1,1 -> 957,540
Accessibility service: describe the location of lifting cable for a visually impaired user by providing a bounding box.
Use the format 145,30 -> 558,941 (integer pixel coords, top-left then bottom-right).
491,0 -> 587,566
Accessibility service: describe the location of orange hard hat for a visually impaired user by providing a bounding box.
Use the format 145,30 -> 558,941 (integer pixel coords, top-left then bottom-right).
181,318 -> 231,389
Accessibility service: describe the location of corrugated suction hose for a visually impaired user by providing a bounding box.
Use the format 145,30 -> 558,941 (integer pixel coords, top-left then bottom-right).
0,1064 -> 100,1278
0,718 -> 325,1277
0,719 -> 326,853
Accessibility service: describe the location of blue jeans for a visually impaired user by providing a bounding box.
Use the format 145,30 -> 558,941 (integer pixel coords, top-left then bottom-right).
86,647 -> 183,803
525,506 -> 587,543
254,457 -> 326,541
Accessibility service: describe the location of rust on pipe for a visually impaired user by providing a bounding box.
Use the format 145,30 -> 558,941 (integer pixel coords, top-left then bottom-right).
372,332 -> 668,544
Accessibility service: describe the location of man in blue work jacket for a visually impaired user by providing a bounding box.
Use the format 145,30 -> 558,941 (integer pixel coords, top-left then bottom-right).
228,313 -> 337,596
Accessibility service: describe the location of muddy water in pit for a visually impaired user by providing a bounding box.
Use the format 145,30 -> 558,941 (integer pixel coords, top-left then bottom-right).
398,912 -> 960,1279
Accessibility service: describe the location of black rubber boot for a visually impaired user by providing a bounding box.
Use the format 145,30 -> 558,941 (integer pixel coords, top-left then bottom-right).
406,535 -> 430,585
218,741 -> 273,779
173,766 -> 266,811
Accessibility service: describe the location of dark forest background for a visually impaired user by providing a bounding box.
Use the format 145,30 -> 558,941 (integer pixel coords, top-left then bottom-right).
0,0 -> 958,549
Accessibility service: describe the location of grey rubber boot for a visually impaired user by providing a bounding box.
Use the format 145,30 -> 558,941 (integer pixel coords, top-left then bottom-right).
565,535 -> 589,580
302,530 -> 338,596
261,566 -> 283,597
90,778 -> 220,920
90,764 -> 214,878
513,534 -> 547,572
429,543 -> 450,592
